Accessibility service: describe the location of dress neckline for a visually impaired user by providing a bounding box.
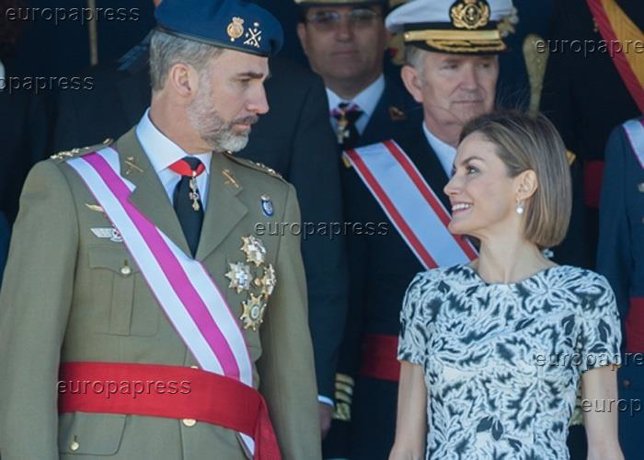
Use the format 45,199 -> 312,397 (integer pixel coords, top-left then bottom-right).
461,263 -> 568,287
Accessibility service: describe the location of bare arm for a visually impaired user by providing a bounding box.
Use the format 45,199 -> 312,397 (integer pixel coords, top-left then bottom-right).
389,361 -> 427,460
582,366 -> 623,460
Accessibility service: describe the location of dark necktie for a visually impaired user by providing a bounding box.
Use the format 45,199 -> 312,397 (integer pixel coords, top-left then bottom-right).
169,157 -> 205,257
332,102 -> 363,149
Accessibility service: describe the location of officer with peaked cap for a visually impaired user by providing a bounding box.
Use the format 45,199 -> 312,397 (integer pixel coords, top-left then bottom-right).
335,1 -> 514,458
0,0 -> 322,459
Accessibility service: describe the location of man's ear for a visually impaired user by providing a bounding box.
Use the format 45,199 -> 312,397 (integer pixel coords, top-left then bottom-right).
401,65 -> 424,104
168,63 -> 198,98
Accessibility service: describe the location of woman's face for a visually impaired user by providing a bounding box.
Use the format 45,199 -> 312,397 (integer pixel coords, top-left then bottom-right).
444,132 -> 521,240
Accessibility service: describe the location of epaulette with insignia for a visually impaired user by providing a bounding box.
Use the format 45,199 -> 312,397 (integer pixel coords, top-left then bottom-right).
50,138 -> 114,162
224,153 -> 285,180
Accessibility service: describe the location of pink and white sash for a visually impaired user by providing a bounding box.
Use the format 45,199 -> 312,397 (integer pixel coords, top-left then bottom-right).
622,118 -> 644,168
344,140 -> 477,269
68,147 -> 256,453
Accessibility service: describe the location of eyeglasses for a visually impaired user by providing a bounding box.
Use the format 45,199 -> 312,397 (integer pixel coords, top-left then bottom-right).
305,8 -> 381,31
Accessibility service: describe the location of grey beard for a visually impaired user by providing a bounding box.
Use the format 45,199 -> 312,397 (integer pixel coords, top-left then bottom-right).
205,129 -> 250,153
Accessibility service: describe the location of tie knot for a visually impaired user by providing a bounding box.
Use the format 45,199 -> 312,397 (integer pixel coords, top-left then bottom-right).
170,157 -> 205,177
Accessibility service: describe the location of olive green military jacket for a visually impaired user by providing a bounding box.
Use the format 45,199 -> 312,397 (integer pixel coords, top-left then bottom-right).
0,128 -> 321,459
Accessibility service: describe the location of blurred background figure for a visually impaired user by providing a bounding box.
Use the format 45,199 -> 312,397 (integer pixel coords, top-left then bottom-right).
0,0 -> 49,223
295,0 -> 417,151
597,116 -> 644,460
540,0 -> 643,269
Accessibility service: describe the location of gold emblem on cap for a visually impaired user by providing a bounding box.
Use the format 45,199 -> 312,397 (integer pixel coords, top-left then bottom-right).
451,0 -> 490,30
227,17 -> 245,42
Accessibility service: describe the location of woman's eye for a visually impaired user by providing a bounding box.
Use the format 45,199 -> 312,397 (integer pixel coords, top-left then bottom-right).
466,166 -> 478,175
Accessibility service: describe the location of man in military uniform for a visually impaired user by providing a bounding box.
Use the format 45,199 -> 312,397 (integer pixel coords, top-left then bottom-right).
0,1 -> 321,459
294,0 -> 417,150
53,3 -> 348,440
597,117 -> 644,460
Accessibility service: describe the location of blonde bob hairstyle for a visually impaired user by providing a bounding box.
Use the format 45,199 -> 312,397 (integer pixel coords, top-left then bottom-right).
459,110 -> 572,248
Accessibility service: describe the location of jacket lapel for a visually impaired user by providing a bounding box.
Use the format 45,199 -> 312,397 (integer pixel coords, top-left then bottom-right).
195,153 -> 248,261
114,128 -> 192,255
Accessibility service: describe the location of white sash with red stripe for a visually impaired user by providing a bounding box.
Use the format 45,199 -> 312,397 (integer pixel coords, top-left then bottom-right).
622,118 -> 644,168
344,140 -> 477,269
67,147 -> 256,453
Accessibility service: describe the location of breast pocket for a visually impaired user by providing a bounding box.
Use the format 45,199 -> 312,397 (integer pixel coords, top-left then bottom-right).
89,247 -> 159,337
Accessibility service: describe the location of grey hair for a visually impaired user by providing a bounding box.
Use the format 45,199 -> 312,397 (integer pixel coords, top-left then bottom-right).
404,44 -> 427,79
149,29 -> 224,91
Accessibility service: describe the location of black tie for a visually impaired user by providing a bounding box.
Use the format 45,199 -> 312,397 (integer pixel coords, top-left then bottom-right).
332,102 -> 363,149
170,157 -> 205,257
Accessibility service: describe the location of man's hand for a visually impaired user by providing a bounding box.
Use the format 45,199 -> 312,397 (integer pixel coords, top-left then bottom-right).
319,402 -> 333,439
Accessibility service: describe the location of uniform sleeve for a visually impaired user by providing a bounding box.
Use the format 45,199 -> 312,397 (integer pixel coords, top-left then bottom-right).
398,271 -> 434,366
577,274 -> 622,372
256,183 -> 322,460
0,160 -> 79,459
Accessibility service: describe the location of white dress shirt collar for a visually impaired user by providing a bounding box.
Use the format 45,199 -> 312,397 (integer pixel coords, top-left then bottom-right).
422,122 -> 457,178
326,74 -> 385,134
135,109 -> 212,207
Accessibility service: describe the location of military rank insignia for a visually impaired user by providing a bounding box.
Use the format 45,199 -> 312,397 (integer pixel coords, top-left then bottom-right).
225,235 -> 276,331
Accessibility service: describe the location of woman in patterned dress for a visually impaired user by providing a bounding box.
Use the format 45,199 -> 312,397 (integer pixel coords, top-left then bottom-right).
389,111 -> 623,460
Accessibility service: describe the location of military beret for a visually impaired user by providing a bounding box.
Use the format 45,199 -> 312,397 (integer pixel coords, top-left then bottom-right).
155,0 -> 283,57
386,0 -> 518,55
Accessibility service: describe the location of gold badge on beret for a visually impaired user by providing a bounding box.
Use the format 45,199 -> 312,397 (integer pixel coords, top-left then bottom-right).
450,0 -> 490,30
227,17 -> 245,42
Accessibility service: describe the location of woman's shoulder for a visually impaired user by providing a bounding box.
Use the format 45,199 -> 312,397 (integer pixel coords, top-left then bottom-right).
541,265 -> 612,290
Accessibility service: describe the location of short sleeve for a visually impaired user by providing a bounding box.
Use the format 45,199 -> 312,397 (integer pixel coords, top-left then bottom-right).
577,274 -> 622,372
398,271 -> 436,366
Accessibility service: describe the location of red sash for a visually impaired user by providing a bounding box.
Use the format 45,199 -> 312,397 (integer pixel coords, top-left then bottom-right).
58,362 -> 280,460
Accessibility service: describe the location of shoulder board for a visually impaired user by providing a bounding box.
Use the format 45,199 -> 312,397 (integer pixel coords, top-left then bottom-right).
50,138 -> 114,162
223,153 -> 285,180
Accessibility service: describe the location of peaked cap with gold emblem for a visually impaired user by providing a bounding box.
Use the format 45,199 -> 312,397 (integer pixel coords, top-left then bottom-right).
386,0 -> 517,54
155,0 -> 283,57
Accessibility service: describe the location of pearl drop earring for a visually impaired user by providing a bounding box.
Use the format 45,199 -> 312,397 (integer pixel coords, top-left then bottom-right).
516,201 -> 525,215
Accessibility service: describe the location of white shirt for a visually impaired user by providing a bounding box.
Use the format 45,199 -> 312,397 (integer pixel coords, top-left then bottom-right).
135,109 -> 212,208
422,122 -> 457,177
326,74 -> 385,135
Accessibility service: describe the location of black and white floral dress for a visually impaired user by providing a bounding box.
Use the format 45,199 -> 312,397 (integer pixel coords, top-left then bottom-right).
399,264 -> 621,460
